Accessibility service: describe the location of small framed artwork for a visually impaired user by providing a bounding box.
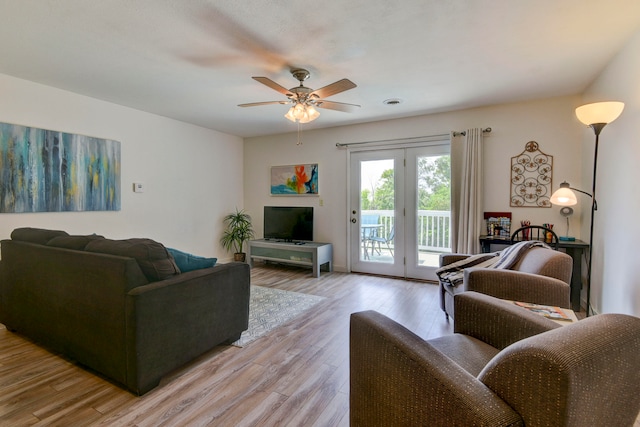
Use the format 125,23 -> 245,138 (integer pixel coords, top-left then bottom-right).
270,164 -> 318,195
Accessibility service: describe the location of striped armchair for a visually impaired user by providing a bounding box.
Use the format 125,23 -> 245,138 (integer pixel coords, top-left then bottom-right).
350,292 -> 640,427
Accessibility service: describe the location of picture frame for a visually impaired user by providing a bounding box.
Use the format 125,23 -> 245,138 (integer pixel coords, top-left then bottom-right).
0,121 -> 121,213
270,164 -> 318,196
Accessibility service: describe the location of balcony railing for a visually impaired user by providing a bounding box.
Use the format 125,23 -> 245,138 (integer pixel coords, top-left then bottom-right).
363,209 -> 452,253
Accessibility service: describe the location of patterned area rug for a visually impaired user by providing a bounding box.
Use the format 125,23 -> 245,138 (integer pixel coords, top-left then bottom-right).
232,285 -> 326,347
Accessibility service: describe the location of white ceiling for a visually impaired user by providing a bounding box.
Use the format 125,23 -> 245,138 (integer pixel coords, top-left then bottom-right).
0,0 -> 639,138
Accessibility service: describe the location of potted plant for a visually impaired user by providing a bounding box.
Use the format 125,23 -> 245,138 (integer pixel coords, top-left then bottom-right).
220,208 -> 255,262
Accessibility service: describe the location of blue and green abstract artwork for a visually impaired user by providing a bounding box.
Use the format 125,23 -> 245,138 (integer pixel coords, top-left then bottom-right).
0,122 -> 121,213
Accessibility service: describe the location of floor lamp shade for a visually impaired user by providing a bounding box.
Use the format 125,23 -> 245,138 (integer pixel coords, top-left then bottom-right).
575,101 -> 624,126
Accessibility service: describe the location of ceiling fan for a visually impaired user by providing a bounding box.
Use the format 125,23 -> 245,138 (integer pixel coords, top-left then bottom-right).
238,68 -> 360,123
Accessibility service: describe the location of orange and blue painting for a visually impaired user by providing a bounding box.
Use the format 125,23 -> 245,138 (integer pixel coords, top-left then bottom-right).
0,122 -> 121,212
270,164 -> 318,195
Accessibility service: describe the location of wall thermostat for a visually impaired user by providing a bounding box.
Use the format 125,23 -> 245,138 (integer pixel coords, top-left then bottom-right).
133,182 -> 145,193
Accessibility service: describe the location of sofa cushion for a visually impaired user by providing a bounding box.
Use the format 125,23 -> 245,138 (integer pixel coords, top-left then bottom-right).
47,234 -> 106,251
167,248 -> 217,273
11,227 -> 69,245
85,238 -> 181,281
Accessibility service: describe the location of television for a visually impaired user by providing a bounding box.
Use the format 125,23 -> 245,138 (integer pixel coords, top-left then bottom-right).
264,206 -> 314,242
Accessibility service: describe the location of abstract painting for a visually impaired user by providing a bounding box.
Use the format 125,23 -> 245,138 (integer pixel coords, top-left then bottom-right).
0,122 -> 121,213
270,164 -> 318,195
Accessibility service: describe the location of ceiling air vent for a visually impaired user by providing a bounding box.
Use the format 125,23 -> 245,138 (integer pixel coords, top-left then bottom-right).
383,98 -> 403,105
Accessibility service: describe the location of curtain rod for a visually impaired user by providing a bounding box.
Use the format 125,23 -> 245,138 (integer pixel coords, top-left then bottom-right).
452,127 -> 492,137
336,127 -> 491,147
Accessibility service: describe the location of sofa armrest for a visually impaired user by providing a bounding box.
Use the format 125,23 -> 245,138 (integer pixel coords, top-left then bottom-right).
439,253 -> 471,267
125,262 -> 250,394
350,310 -> 522,427
464,268 -> 571,308
454,292 -> 559,350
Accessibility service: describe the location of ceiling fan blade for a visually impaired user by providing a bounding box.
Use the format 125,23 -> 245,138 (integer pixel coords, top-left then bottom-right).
238,101 -> 289,107
311,79 -> 357,99
253,77 -> 293,96
191,5 -> 292,74
315,100 -> 360,112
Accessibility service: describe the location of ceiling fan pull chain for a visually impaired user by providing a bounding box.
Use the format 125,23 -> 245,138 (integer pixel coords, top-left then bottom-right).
296,121 -> 303,145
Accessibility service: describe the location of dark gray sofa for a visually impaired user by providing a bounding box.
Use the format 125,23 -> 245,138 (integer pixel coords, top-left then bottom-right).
0,228 -> 250,395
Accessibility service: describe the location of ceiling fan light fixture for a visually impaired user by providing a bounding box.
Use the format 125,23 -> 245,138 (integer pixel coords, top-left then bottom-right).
293,103 -> 306,118
284,102 -> 320,123
306,104 -> 320,120
284,108 -> 297,122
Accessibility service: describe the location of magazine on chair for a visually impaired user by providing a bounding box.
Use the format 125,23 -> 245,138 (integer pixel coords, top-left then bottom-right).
514,301 -> 573,322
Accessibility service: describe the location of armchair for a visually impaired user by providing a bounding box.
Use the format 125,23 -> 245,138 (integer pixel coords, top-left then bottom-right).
439,246 -> 572,319
350,292 -> 640,427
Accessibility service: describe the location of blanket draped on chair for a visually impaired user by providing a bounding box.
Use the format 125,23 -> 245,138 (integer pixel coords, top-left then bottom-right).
436,241 -> 551,287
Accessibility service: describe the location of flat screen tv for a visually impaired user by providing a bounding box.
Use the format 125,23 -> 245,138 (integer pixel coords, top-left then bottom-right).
264,206 -> 314,242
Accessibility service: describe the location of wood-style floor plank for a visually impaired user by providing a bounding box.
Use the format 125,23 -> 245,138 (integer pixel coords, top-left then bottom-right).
1,263 -> 634,426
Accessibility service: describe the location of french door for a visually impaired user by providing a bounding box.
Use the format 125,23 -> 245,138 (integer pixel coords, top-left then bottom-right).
349,150 -> 405,277
349,144 -> 451,281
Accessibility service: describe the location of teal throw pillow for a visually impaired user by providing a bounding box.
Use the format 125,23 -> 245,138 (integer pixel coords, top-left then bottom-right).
167,248 -> 217,273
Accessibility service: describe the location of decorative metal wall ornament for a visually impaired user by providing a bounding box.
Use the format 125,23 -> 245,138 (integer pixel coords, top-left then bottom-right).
510,141 -> 553,207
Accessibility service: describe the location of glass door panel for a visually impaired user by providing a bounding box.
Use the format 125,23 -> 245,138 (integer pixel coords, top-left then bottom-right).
350,150 -> 404,277
406,146 -> 451,281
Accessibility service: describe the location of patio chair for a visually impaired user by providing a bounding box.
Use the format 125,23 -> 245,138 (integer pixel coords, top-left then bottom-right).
369,226 -> 395,256
361,214 -> 381,259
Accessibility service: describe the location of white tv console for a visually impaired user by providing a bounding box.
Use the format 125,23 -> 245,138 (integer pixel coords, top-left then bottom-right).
247,239 -> 333,278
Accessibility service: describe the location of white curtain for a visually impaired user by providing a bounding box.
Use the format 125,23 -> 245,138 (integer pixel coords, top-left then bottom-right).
452,128 -> 483,254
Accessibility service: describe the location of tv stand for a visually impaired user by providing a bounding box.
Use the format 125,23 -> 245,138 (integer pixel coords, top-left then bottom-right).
248,239 -> 333,278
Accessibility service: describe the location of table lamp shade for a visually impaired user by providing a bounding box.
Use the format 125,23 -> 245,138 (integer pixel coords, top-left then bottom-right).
550,187 -> 578,206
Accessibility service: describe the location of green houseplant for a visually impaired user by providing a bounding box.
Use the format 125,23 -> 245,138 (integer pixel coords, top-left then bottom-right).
220,208 -> 255,262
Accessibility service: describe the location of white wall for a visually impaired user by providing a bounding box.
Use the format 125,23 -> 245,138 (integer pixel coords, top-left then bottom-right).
244,95 -> 584,272
579,29 -> 640,316
3,33 -> 635,315
0,74 -> 244,260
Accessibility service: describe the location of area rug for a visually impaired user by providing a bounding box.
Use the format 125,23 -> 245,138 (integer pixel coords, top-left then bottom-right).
232,285 -> 326,347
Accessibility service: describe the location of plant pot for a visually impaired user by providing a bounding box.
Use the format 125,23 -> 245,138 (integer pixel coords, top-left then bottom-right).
234,253 -> 246,262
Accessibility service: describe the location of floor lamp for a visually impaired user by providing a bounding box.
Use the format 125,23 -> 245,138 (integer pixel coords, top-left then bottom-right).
550,101 -> 624,316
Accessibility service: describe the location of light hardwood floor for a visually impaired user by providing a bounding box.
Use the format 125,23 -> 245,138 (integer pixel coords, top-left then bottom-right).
0,264 -> 450,426
0,264 -> 637,426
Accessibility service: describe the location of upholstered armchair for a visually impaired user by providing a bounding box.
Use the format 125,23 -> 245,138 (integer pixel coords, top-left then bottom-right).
439,246 -> 572,319
350,292 -> 640,427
